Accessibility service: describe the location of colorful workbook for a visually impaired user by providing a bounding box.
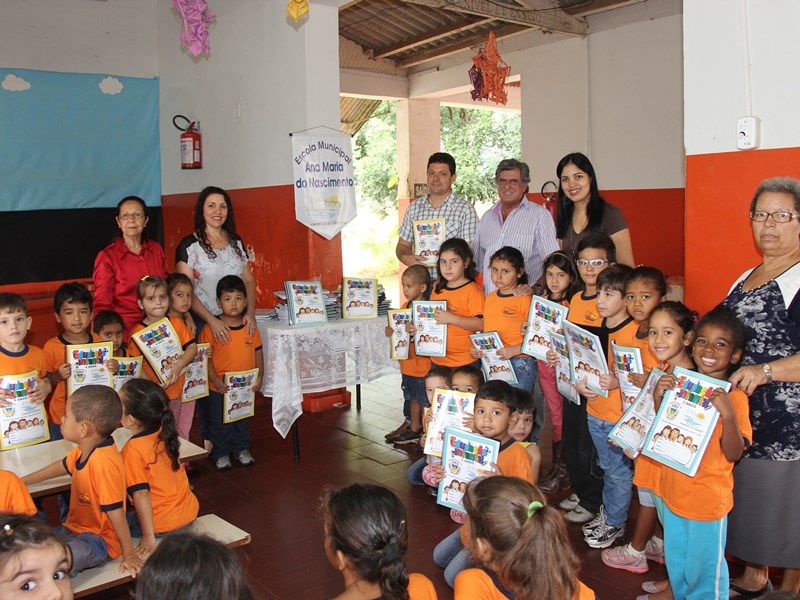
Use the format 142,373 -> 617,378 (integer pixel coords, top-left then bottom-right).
66,342 -> 113,395
550,332 -> 580,405
412,300 -> 447,358
469,331 -> 518,384
608,368 -> 666,458
521,296 -> 569,360
223,368 -> 259,424
130,318 -> 183,386
423,388 -> 475,457
388,309 -> 412,360
342,277 -> 378,319
113,356 -> 143,392
285,280 -> 328,326
413,218 -> 445,267
611,342 -> 644,409
563,321 -> 609,398
438,428 -> 499,512
641,367 -> 731,477
0,371 -> 50,450
182,343 -> 210,402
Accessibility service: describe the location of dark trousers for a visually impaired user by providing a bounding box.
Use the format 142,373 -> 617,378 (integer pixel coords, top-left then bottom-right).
561,396 -> 604,513
208,391 -> 251,460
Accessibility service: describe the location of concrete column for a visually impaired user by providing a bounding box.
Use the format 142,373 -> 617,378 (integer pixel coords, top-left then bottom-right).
396,98 -> 441,200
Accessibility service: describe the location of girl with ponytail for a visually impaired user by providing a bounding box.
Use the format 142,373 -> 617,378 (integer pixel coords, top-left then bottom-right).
321,483 -> 438,600
455,477 -> 596,600
119,379 -> 199,559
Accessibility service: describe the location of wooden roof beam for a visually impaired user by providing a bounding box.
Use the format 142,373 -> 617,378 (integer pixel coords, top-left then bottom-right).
398,0 -> 586,36
373,16 -> 495,59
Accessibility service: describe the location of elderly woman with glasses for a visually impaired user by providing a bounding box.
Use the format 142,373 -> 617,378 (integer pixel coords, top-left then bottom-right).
92,196 -> 168,335
722,177 -> 800,596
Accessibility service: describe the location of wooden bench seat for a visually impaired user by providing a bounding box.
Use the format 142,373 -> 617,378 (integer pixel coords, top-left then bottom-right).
72,514 -> 250,598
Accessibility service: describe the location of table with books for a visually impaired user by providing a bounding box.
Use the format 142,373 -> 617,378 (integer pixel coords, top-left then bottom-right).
256,316 -> 398,458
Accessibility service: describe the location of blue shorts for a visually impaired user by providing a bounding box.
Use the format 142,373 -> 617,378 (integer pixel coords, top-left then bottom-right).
401,374 -> 429,407
54,526 -> 110,576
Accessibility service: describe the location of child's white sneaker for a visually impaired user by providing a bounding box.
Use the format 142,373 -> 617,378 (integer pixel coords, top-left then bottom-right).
558,493 -> 580,511
602,544 -> 649,574
564,505 -> 595,524
644,535 -> 665,564
215,456 -> 232,470
235,450 -> 255,466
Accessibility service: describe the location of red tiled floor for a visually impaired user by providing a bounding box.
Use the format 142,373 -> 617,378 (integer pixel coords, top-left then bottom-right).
67,374 -> 673,599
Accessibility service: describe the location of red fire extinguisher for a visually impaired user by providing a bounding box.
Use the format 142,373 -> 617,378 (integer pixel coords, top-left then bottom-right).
173,115 -> 202,169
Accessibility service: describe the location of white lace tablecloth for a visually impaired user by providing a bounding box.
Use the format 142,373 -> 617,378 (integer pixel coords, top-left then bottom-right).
258,318 -> 398,438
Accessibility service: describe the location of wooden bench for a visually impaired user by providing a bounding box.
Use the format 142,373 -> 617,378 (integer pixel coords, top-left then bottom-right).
72,514 -> 250,598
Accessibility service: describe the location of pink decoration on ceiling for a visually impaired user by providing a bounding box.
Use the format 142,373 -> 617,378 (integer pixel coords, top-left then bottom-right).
172,0 -> 217,56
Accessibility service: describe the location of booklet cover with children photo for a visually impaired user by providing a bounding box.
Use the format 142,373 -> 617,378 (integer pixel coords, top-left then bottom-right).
412,300 -> 447,358
285,280 -> 328,326
223,368 -> 259,424
413,218 -> 445,267
182,343 -> 210,402
342,277 -> 378,319
112,356 -> 143,392
521,295 -> 569,361
131,317 -> 184,386
0,371 -> 50,450
388,309 -> 412,360
608,368 -> 666,458
641,366 -> 731,477
550,331 -> 580,405
66,342 -> 113,395
438,427 -> 499,512
611,341 -> 644,409
423,388 -> 475,457
469,331 -> 518,384
563,321 -> 609,398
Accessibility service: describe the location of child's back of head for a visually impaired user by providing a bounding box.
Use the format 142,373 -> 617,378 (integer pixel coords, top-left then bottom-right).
135,531 -> 253,600
463,476 -> 580,600
70,385 -> 122,438
120,379 -> 181,470
321,483 -> 410,600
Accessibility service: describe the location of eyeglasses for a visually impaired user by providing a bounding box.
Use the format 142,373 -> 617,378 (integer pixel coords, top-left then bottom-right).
119,212 -> 145,221
750,210 -> 800,223
576,259 -> 609,268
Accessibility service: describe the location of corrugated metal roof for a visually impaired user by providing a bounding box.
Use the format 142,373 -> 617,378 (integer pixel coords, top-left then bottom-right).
340,96 -> 383,136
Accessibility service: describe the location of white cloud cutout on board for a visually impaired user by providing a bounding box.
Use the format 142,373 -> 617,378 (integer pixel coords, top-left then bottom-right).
99,76 -> 123,95
2,74 -> 31,92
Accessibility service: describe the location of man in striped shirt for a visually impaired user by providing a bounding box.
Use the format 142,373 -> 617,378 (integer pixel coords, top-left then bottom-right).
472,159 -> 559,295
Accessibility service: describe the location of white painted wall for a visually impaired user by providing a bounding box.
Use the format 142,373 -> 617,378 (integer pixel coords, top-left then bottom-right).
684,0 -> 800,156
0,0 -> 157,77
157,0 -> 342,195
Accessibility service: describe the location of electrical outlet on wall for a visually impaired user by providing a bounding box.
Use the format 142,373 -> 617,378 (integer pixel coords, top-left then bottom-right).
737,116 -> 760,150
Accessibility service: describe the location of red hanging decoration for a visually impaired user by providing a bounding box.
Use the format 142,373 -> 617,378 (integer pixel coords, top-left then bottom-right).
468,31 -> 511,105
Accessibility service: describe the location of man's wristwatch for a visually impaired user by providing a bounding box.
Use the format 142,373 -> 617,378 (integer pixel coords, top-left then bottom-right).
762,363 -> 773,384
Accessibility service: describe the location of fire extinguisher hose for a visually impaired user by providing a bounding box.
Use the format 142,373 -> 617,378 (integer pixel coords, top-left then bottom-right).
173,114 -> 193,132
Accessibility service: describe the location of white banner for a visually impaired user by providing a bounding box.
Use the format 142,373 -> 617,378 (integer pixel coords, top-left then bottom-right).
291,133 -> 357,240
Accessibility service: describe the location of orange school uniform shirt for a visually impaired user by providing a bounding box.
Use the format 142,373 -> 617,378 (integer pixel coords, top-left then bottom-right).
587,317 -> 638,423
400,301 -> 431,378
454,567 -> 596,600
62,438 -> 126,559
43,333 -> 93,425
431,281 -> 484,367
483,291 -> 530,354
122,427 -> 199,533
0,470 -> 36,516
129,317 -> 195,400
567,291 -> 601,328
199,324 -> 262,393
408,573 -> 438,600
659,388 -> 751,521
0,344 -> 47,379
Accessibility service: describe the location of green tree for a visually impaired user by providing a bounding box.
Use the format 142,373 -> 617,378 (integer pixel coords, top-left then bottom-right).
353,101 -> 398,217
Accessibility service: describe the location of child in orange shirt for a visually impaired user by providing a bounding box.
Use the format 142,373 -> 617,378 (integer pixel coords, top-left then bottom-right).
454,477 -> 595,600
431,380 -> 533,588
384,264 -> 432,445
507,388 -> 541,483
430,238 -> 484,368
119,379 -> 199,559
128,276 -> 197,440
656,306 -> 751,600
321,483 -> 438,600
23,385 -> 142,577
0,470 -> 36,516
93,310 -> 128,358
166,272 -> 201,440
474,246 -> 536,391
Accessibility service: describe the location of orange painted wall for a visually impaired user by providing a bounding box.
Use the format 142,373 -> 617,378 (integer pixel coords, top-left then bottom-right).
685,147 -> 800,314
162,184 -> 343,309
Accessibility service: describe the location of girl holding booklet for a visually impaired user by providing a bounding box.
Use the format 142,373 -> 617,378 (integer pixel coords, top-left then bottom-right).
650,306 -> 751,600
472,246 -> 536,391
